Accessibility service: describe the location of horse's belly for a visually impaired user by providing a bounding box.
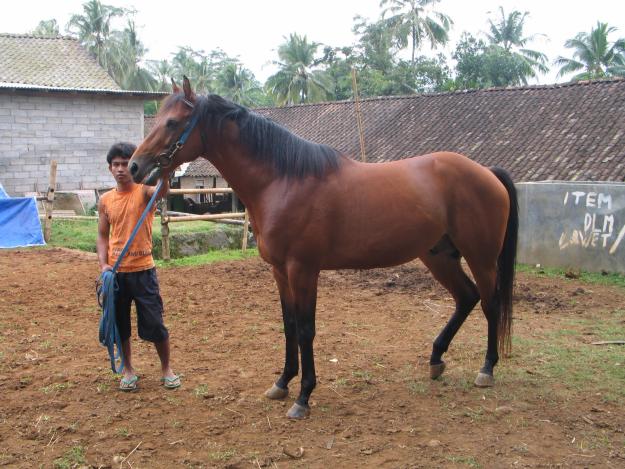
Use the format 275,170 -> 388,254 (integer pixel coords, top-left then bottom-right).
321,228 -> 438,270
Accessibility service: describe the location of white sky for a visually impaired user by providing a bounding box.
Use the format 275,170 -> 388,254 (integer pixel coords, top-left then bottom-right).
2,0 -> 625,84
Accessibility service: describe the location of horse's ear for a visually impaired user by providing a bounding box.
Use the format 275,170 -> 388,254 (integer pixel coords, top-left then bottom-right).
182,75 -> 195,101
171,78 -> 180,93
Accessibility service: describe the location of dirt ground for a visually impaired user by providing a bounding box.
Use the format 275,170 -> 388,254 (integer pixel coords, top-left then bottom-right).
0,248 -> 624,468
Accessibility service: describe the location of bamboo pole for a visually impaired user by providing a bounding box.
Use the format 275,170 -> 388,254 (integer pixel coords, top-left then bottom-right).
351,68 -> 367,163
168,187 -> 233,195
161,199 -> 171,261
241,209 -> 250,252
163,212 -> 247,223
43,160 -> 57,242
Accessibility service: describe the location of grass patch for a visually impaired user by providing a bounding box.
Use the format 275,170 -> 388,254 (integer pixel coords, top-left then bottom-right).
446,455 -> 481,467
155,248 -> 258,267
517,263 -> 625,288
49,218 -> 223,252
503,311 -> 625,401
41,382 -> 71,394
208,449 -> 236,461
53,445 -> 85,469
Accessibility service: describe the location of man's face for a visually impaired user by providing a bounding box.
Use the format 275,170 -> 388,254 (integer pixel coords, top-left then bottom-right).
109,156 -> 132,184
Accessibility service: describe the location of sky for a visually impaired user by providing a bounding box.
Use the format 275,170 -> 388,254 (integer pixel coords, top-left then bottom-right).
2,0 -> 625,85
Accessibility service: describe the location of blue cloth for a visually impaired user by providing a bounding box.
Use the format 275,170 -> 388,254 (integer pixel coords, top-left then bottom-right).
0,195 -> 46,248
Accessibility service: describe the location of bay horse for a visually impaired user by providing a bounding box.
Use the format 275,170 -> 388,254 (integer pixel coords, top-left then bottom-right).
129,77 -> 518,419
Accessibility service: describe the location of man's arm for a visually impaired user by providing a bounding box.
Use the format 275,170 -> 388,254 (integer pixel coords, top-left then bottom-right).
96,200 -> 112,272
143,178 -> 170,204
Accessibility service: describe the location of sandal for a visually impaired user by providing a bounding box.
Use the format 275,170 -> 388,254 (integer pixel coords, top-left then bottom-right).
161,375 -> 181,389
119,375 -> 139,392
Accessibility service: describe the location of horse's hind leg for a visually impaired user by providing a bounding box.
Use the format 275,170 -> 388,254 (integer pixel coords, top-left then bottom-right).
464,258 -> 500,387
421,248 -> 480,380
264,265 -> 298,400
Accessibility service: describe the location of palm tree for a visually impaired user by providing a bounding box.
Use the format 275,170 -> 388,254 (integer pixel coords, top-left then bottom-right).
266,33 -> 332,105
555,22 -> 625,81
215,63 -> 262,107
147,59 -> 175,92
486,7 -> 549,81
107,20 -> 155,90
380,0 -> 453,65
32,19 -> 59,37
66,0 -> 124,69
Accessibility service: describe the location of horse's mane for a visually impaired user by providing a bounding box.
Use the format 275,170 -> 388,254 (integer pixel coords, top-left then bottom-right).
163,93 -> 341,179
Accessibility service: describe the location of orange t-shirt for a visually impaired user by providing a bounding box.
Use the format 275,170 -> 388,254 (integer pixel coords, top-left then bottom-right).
100,184 -> 155,273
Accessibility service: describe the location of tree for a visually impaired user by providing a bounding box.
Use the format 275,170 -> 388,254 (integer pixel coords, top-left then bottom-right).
485,7 -> 548,81
66,0 -> 125,69
32,19 -> 59,37
453,33 -> 535,89
555,22 -> 625,81
266,33 -> 332,105
146,59 -> 175,92
214,62 -> 267,107
107,20 -> 155,90
379,0 -> 452,65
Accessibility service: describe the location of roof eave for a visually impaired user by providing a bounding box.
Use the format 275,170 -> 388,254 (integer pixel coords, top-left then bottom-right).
0,83 -> 167,99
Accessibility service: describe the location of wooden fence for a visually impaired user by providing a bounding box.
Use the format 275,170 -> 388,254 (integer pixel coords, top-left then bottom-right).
160,187 -> 250,260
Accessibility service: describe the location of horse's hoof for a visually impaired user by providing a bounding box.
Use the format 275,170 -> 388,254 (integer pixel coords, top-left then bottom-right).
474,372 -> 495,387
430,361 -> 446,380
264,384 -> 288,400
286,402 -> 311,419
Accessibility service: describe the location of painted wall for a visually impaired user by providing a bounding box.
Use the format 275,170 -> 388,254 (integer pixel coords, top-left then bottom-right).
0,93 -> 144,196
517,182 -> 625,274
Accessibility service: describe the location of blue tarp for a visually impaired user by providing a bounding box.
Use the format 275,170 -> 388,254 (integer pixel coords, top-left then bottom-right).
0,184 -> 45,248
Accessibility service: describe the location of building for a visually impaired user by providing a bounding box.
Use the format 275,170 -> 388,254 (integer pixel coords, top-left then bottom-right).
0,33 -> 165,196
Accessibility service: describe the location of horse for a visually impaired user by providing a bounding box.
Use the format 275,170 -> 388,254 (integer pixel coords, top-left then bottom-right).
129,77 -> 518,419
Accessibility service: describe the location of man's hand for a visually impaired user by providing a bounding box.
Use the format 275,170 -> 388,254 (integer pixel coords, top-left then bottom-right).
101,264 -> 113,273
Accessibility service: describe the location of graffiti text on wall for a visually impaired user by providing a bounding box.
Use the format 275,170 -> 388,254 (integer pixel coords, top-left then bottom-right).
558,191 -> 625,254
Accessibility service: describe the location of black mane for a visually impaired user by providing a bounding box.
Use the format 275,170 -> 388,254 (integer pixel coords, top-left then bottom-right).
166,93 -> 341,178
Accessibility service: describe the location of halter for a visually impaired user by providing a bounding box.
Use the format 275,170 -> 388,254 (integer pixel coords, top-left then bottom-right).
155,98 -> 200,168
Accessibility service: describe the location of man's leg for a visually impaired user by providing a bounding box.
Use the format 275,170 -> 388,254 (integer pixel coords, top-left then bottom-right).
135,268 -> 180,387
121,339 -> 137,381
115,273 -> 138,390
154,339 -> 177,380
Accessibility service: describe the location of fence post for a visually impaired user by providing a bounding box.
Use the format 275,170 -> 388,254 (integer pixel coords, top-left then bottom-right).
241,209 -> 249,252
43,160 -> 57,242
161,199 -> 171,261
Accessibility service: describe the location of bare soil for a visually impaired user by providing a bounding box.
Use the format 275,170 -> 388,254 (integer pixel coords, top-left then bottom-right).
1,248 -> 624,468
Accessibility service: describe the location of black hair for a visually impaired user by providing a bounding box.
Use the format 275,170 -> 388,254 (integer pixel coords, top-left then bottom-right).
106,142 -> 137,165
160,93 -> 341,179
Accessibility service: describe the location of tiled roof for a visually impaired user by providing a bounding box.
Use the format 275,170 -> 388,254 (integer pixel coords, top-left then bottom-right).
0,33 -> 165,97
182,158 -> 222,177
0,34 -> 120,90
145,79 -> 625,182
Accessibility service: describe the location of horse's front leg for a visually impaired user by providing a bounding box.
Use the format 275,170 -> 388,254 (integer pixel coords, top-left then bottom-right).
287,263 -> 319,419
265,267 -> 298,400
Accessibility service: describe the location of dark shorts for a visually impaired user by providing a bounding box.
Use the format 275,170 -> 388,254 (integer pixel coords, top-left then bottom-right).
114,268 -> 169,343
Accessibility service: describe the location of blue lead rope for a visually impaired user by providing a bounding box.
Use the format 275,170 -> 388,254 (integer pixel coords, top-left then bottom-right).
97,180 -> 164,373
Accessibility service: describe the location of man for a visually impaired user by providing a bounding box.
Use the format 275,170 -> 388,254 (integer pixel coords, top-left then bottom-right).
97,142 -> 180,391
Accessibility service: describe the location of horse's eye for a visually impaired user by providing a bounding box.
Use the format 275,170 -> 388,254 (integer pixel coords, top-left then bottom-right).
166,119 -> 178,130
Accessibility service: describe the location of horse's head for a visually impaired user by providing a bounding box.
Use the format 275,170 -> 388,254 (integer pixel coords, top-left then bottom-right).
129,76 -> 202,185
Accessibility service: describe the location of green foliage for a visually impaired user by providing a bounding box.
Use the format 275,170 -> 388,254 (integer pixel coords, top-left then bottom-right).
32,19 -> 60,37
266,33 -> 332,105
380,0 -> 453,64
555,22 -> 625,81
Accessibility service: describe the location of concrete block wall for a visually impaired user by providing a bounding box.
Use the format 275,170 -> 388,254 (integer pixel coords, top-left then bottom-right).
0,93 -> 144,196
517,182 -> 625,274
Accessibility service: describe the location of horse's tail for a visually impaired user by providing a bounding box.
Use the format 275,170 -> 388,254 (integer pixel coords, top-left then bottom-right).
490,167 -> 518,356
